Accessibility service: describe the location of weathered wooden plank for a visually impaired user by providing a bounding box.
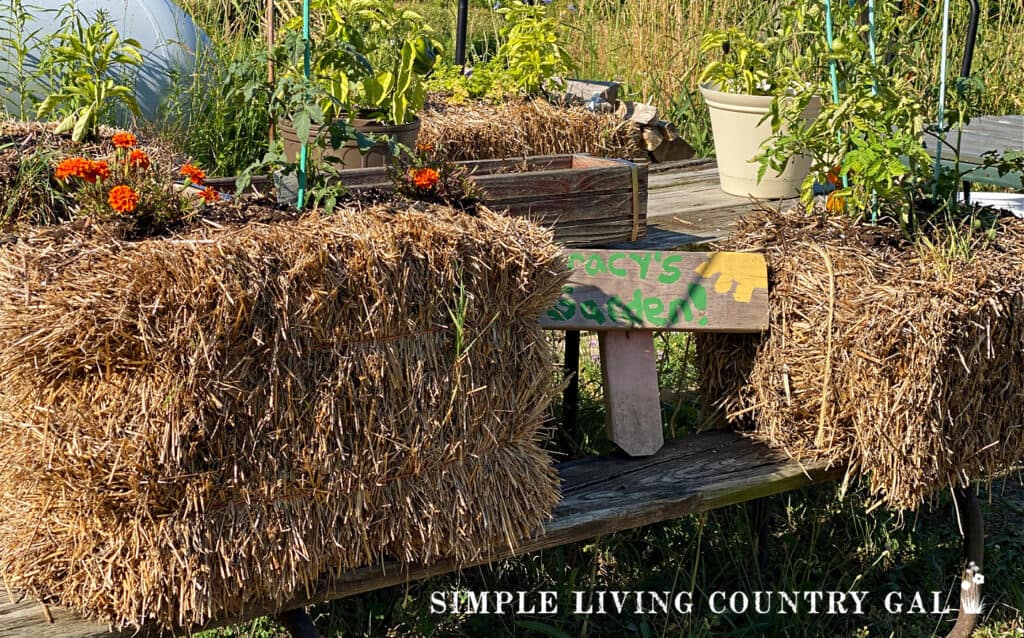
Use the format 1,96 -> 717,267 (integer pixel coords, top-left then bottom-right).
480,166 -> 635,200
0,433 -> 838,637
0,593 -> 131,638
337,155 -> 580,189
598,331 -> 664,456
926,115 -> 1024,167
540,249 -> 768,332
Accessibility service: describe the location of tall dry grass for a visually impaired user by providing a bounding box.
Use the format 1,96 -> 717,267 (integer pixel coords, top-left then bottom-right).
560,0 -> 1024,152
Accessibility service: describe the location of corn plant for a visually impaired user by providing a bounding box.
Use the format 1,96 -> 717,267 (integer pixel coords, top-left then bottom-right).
35,6 -> 143,142
0,0 -> 46,117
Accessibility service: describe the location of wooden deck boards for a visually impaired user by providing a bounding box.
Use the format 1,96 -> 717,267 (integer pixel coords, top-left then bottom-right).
610,159 -> 794,249
924,114 -> 1024,188
0,432 -> 840,638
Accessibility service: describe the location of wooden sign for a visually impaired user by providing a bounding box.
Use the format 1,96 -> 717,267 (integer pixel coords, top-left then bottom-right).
540,249 -> 769,332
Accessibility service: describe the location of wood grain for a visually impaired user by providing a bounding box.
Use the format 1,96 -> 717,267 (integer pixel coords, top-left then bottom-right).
598,331 -> 664,456
0,433 -> 840,638
540,249 -> 768,332
925,114 -> 1024,166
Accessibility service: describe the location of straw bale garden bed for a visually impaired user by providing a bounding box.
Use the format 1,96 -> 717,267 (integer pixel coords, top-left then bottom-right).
3,0 -> 1024,635
0,122 -> 570,630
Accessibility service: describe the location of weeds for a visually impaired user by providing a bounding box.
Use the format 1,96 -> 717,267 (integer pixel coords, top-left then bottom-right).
156,37 -> 272,175
0,147 -> 71,227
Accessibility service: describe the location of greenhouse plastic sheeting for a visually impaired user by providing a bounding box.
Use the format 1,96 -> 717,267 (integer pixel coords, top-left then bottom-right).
0,0 -> 210,122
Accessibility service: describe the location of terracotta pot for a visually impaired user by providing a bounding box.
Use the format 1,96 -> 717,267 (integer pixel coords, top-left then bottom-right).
278,115 -> 421,170
700,83 -> 820,199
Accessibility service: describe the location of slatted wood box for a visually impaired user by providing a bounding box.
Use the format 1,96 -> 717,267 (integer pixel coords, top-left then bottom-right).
218,155 -> 648,247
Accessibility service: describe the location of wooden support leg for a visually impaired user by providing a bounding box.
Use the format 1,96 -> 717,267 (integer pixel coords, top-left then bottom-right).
945,486 -> 984,638
598,330 -> 664,456
277,607 -> 321,638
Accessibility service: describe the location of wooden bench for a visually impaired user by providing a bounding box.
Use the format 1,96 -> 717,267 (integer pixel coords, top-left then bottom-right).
0,245 -> 984,638
925,114 -> 1024,190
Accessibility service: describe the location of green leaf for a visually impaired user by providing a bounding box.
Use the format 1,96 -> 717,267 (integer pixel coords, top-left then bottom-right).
54,112 -> 76,134
71,105 -> 94,142
294,110 -> 312,141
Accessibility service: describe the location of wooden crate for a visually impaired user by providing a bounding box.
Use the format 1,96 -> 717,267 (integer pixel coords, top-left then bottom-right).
341,155 -> 647,247
214,155 -> 648,248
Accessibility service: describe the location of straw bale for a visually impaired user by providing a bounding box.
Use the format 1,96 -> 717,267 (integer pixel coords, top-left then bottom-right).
698,207 -> 1024,510
419,98 -> 643,161
0,204 -> 566,629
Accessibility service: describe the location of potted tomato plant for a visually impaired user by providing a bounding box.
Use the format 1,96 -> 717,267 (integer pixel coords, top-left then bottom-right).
274,0 -> 441,169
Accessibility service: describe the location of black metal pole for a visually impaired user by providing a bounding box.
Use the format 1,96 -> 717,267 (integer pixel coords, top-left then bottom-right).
959,0 -> 981,203
455,0 -> 469,68
944,487 -> 984,638
278,608 -> 321,638
562,331 -> 580,435
959,0 -> 980,79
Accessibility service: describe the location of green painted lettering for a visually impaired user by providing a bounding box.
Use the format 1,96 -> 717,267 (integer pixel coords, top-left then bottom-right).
625,289 -> 645,325
643,297 -> 667,327
664,284 -> 709,325
606,252 -> 628,277
690,283 -> 708,325
579,300 -> 606,324
658,255 -> 682,284
545,286 -> 577,321
667,297 -> 693,323
567,252 -> 587,271
585,254 -> 608,275
627,252 -> 652,279
689,283 -> 708,313
607,295 -> 640,325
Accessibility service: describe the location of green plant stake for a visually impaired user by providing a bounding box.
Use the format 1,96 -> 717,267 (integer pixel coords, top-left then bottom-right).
298,0 -> 310,210
932,0 -> 952,201
823,0 -> 849,191
868,0 -> 879,222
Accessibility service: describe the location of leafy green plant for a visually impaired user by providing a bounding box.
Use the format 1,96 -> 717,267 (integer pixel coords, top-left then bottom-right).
278,0 -> 440,125
753,0 -> 1024,260
236,105 -> 372,214
426,0 -> 576,102
0,0 -> 46,117
493,0 -> 575,96
388,142 -> 484,211
158,39 -> 272,176
35,6 -> 143,142
51,132 -> 213,235
697,2 -> 823,96
0,146 -> 71,228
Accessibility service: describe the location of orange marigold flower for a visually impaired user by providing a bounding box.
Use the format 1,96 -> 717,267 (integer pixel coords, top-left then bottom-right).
410,167 -> 439,191
128,149 -> 151,169
112,131 -> 137,149
90,160 -> 111,182
179,163 -> 206,185
826,191 -> 846,214
54,157 -> 92,181
826,165 -> 842,186
108,184 -> 139,213
416,142 -> 435,153
198,187 -> 220,203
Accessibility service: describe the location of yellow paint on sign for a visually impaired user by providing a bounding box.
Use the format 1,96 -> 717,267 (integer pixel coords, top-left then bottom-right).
694,253 -> 768,303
